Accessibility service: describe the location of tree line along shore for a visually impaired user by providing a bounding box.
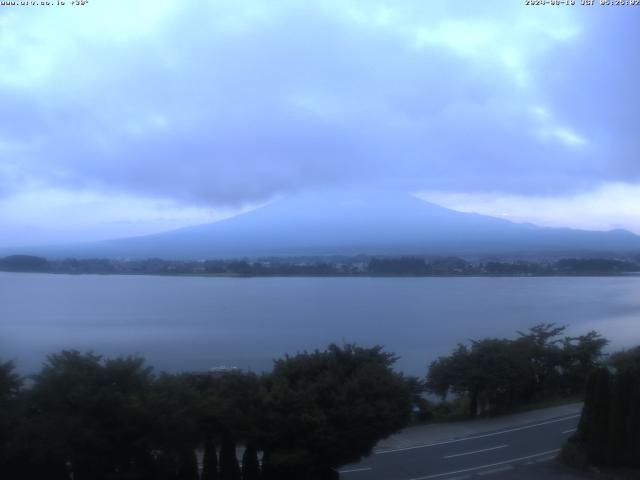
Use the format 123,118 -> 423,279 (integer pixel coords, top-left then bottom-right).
1,254 -> 640,277
1,323 -> 638,479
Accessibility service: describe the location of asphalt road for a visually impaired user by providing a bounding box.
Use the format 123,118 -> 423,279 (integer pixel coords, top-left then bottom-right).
339,412 -> 580,480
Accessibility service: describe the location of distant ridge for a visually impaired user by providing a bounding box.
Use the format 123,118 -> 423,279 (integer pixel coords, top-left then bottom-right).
4,190 -> 640,259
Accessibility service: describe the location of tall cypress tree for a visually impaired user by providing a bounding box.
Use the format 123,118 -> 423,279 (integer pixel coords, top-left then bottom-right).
177,449 -> 199,480
583,368 -> 611,465
219,435 -> 241,480
202,437 -> 219,480
606,370 -> 633,465
627,381 -> 640,468
241,444 -> 261,480
259,450 -> 275,480
578,368 -> 601,439
153,451 -> 180,480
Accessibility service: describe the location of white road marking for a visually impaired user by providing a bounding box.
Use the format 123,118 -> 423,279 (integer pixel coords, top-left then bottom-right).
339,467 -> 373,474
562,428 -> 577,434
533,456 -> 556,463
407,448 -> 560,480
443,444 -> 508,459
376,414 -> 579,454
477,465 -> 514,475
524,456 -> 556,465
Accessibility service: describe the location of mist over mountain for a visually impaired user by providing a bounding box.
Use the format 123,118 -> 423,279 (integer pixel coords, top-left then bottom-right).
7,191 -> 640,260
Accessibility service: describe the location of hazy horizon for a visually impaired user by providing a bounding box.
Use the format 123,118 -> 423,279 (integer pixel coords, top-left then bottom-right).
4,188 -> 640,251
2,188 -> 640,259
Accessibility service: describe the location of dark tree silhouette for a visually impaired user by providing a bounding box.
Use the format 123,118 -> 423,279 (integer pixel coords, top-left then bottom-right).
24,351 -> 155,480
428,325 -> 608,416
241,444 -> 261,480
569,347 -> 640,468
201,436 -> 219,480
219,434 -> 241,480
260,344 -> 412,478
177,449 -> 199,480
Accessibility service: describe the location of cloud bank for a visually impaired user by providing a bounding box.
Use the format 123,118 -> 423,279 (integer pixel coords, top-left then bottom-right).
0,1 -> 638,244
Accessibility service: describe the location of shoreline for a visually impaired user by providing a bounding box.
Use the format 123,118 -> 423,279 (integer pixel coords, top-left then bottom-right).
2,270 -> 640,279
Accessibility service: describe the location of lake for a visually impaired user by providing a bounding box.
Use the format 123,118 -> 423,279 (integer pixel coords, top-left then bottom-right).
1,273 -> 639,375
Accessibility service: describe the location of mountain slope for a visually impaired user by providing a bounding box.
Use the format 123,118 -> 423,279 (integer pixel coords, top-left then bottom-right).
8,191 -> 640,259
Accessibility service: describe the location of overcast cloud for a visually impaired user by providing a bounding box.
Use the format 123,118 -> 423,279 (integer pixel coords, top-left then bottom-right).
0,0 -> 638,246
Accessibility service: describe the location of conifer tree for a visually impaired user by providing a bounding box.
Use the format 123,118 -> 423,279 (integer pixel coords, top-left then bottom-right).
219,434 -> 241,480
202,437 -> 219,480
606,370 -> 633,465
241,444 -> 261,480
178,449 -> 199,480
628,382 -> 640,467
579,367 -> 611,465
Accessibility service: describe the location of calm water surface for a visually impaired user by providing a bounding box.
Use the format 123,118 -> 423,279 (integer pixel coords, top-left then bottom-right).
1,273 -> 639,375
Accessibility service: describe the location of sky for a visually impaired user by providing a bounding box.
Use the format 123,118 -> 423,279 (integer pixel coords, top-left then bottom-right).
0,0 -> 638,247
